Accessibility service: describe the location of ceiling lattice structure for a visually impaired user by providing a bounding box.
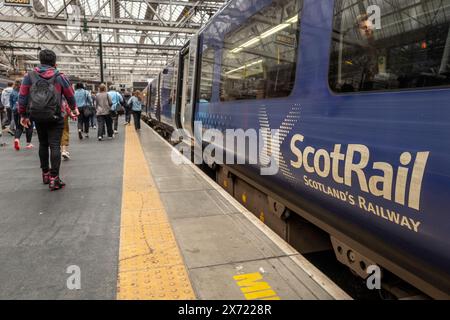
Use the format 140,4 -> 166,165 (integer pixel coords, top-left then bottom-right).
0,0 -> 227,83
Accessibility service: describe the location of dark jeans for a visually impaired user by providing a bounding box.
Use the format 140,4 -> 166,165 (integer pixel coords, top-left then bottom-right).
5,108 -> 12,126
14,111 -> 33,143
97,114 -> 113,138
35,118 -> 64,177
125,107 -> 132,124
78,110 -> 90,134
90,114 -> 97,127
133,111 -> 141,130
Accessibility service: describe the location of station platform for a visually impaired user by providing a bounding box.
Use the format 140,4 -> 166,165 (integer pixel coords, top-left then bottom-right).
0,120 -> 350,300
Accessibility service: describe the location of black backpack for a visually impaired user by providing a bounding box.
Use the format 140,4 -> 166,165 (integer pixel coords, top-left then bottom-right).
28,71 -> 61,122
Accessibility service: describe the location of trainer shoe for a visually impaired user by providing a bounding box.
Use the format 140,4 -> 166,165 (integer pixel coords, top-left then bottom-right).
25,143 -> 34,150
78,130 -> 83,140
62,151 -> 70,160
49,176 -> 66,191
42,171 -> 50,185
14,139 -> 20,151
98,136 -> 103,141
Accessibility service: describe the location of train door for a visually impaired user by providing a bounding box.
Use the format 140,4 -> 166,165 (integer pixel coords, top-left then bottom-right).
178,36 -> 199,138
146,83 -> 151,115
178,47 -> 189,127
155,73 -> 161,122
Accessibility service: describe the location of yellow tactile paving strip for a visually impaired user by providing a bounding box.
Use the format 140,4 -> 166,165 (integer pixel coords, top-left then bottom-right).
117,126 -> 196,300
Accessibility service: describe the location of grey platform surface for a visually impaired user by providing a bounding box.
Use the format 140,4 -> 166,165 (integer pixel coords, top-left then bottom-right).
0,123 -> 123,299
138,124 -> 349,300
0,120 -> 348,300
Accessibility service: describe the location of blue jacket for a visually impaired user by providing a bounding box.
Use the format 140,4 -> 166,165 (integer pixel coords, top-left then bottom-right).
9,89 -> 19,112
108,91 -> 123,112
128,96 -> 142,112
74,89 -> 92,108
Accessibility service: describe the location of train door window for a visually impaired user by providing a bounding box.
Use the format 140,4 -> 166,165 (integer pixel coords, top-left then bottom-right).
180,53 -> 190,123
171,61 -> 178,112
220,0 -> 303,102
186,40 -> 197,107
199,48 -> 215,103
329,0 -> 450,93
150,80 -> 157,108
162,64 -> 174,106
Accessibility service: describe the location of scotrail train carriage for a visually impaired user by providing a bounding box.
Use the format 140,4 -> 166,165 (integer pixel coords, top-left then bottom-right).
145,0 -> 450,298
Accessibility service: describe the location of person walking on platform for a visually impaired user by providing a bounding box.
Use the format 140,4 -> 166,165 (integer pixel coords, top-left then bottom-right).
0,88 -> 5,129
96,84 -> 113,141
11,80 -> 34,151
18,49 -> 79,191
128,90 -> 143,131
90,91 -> 97,129
61,97 -> 76,161
1,82 -> 15,135
74,83 -> 93,140
123,90 -> 132,125
108,86 -> 123,135
0,89 -> 5,147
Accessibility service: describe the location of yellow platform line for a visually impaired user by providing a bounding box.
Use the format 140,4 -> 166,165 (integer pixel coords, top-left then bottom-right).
117,126 -> 196,300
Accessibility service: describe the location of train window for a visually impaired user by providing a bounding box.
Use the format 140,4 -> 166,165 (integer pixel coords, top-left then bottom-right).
329,0 -> 450,93
186,40 -> 198,107
199,48 -> 215,103
150,80 -> 157,109
172,62 -> 178,108
220,0 -> 303,101
162,63 -> 175,107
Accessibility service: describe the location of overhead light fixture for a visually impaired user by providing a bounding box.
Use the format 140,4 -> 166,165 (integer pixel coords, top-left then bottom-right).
230,15 -> 298,54
225,59 -> 263,75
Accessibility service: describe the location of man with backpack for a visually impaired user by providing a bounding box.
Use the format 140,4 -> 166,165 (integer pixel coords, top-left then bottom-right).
107,86 -> 123,135
74,83 -> 93,140
18,49 -> 79,191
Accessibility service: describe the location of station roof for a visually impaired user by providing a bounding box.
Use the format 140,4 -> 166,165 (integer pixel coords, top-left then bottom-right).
0,0 -> 226,83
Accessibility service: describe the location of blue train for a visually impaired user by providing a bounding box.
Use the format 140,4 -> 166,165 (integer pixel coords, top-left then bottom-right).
144,0 -> 450,299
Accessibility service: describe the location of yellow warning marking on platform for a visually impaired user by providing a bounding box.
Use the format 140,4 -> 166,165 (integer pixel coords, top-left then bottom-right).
234,272 -> 281,300
117,126 -> 195,300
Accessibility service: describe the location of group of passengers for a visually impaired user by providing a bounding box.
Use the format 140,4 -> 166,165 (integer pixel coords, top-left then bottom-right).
0,49 -> 144,191
1,80 -> 34,150
74,82 -> 143,142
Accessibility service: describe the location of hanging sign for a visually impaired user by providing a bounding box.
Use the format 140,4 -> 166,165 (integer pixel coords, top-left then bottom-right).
4,0 -> 33,7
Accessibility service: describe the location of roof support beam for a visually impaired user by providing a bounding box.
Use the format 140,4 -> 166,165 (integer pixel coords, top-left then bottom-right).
52,0 -> 74,19
12,50 -> 174,60
0,14 -> 197,33
121,0 -> 224,8
0,37 -> 182,50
